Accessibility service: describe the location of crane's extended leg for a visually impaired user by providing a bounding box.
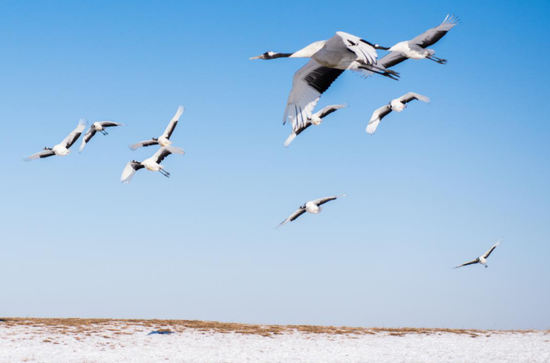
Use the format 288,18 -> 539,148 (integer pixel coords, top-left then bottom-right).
358,65 -> 400,80
427,56 -> 447,65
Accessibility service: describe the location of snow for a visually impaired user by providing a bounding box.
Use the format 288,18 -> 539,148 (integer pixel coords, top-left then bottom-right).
0,319 -> 549,363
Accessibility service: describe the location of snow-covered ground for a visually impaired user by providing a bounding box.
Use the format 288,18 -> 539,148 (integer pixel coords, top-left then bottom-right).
0,318 -> 548,363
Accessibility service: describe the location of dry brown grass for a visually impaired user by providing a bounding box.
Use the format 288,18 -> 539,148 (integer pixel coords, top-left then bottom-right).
1,318 -> 547,338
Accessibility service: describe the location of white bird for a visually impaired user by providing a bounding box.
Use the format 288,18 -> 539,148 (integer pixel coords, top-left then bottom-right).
366,92 -> 430,134
278,194 -> 347,227
250,32 -> 398,132
120,146 -> 185,184
129,106 -> 184,151
378,15 -> 459,69
284,104 -> 347,147
79,121 -> 126,152
24,119 -> 87,161
455,239 -> 501,269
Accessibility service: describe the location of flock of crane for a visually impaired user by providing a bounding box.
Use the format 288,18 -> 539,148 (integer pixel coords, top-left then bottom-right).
250,14 -> 458,146
23,14 -> 500,269
24,106 -> 186,183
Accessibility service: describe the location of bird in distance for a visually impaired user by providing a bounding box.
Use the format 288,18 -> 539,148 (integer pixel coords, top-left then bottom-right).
284,104 -> 347,147
455,239 -> 501,269
367,92 -> 430,134
129,106 -> 184,151
278,194 -> 347,227
80,121 -> 126,152
121,146 -> 185,183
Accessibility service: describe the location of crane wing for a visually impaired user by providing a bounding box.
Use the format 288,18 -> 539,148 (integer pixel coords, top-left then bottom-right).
79,128 -> 97,152
284,59 -> 344,132
366,105 -> 392,135
60,119 -> 87,149
151,146 -> 185,164
129,139 -> 159,151
283,132 -> 298,148
379,52 -> 409,69
24,149 -> 56,161
335,31 -> 378,66
313,103 -> 348,119
411,14 -> 459,48
454,258 -> 479,269
121,161 -> 144,184
312,194 -> 347,206
162,106 -> 184,139
283,120 -> 314,147
483,240 -> 500,259
278,207 -> 307,227
397,92 -> 430,104
98,121 -> 126,128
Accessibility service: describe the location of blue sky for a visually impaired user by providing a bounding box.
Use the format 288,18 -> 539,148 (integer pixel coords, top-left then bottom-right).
0,0 -> 549,330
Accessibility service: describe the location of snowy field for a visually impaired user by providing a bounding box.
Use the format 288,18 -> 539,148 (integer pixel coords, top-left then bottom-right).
0,318 -> 548,363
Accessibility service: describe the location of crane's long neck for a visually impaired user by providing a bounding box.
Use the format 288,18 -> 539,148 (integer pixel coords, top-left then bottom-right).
289,40 -> 326,58
272,52 -> 294,58
251,51 -> 293,60
251,41 -> 326,60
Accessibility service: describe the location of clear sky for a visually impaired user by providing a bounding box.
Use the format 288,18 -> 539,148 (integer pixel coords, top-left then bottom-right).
0,0 -> 549,330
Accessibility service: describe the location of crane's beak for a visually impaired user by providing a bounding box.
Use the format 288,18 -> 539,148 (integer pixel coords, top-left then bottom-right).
249,54 -> 262,60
